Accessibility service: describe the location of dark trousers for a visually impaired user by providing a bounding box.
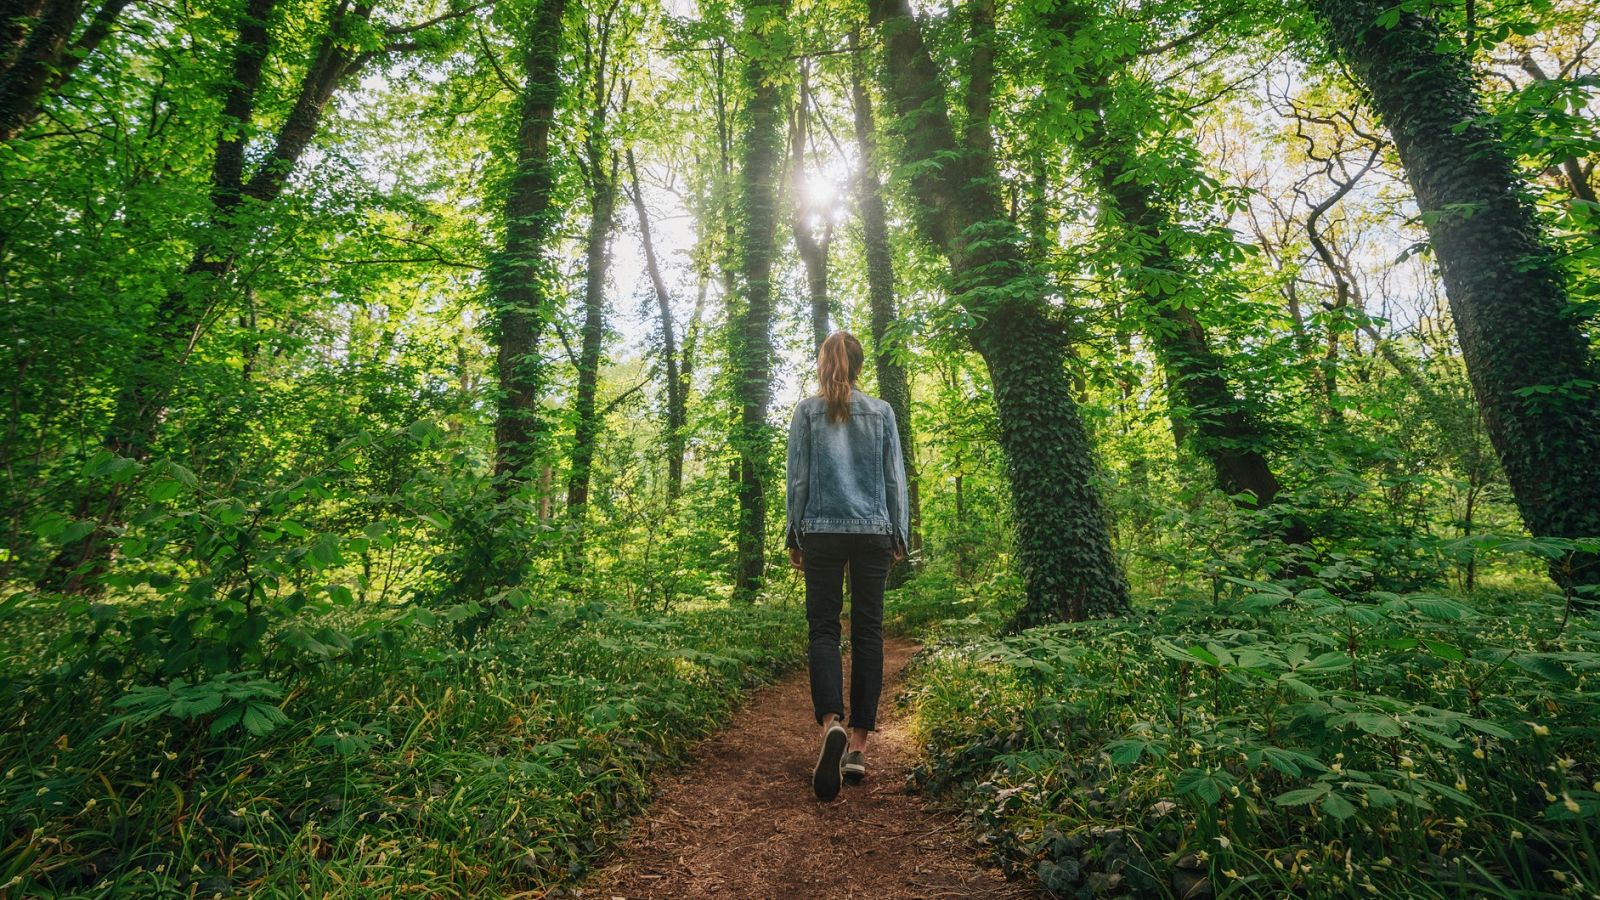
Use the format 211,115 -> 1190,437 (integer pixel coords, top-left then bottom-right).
802,531 -> 893,731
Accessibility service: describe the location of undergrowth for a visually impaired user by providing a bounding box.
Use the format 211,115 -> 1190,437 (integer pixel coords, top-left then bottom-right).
896,571 -> 1600,898
0,598 -> 805,897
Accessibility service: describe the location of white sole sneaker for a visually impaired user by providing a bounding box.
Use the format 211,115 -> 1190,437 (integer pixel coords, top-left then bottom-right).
812,723 -> 847,800
842,749 -> 866,785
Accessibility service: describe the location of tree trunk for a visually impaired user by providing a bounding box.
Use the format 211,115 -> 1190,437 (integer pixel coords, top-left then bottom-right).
564,0 -> 628,558
1078,105 -> 1288,512
0,0 -> 49,72
1039,6 -> 1294,522
1316,0 -> 1600,593
0,0 -> 82,142
730,0 -> 788,601
566,155 -> 618,546
628,149 -> 685,499
0,0 -> 130,141
39,0 -> 289,590
788,59 -> 829,350
868,0 -> 1129,625
491,0 -> 567,489
848,28 -> 920,578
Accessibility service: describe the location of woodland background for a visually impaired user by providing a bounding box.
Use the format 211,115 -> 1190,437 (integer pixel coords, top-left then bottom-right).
2,0 -> 1600,896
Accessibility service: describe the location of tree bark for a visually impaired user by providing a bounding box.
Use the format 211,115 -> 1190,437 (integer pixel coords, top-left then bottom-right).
40,0 -> 287,590
1316,0 -> 1600,592
0,0 -> 130,141
1078,99 -> 1289,512
0,0 -> 49,72
628,149 -> 686,499
848,28 -> 920,577
566,155 -> 617,541
788,59 -> 829,350
564,2 -> 627,557
0,0 -> 82,142
491,0 -> 566,488
868,0 -> 1129,624
730,0 -> 788,601
1040,6 -> 1295,522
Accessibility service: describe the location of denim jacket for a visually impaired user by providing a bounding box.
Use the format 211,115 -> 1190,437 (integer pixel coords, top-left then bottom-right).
785,387 -> 909,552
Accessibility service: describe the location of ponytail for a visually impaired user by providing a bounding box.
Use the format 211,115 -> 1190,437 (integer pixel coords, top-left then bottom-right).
818,331 -> 865,423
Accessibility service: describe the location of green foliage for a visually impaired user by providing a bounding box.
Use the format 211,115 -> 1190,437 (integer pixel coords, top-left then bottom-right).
902,562 -> 1600,896
0,599 -> 805,895
2,0 -> 1599,895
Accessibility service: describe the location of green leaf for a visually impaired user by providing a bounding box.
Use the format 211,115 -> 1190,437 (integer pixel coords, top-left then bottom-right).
57,520 -> 96,545
146,479 -> 185,502
1424,641 -> 1465,662
1321,791 -> 1357,820
1512,654 -> 1575,686
1275,784 -> 1330,806
1106,739 -> 1148,765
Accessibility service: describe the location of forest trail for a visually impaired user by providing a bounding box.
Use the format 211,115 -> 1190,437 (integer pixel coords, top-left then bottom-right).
580,635 -> 1028,899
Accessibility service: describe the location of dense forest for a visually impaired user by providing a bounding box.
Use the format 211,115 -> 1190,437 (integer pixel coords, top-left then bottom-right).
2,0 -> 1599,896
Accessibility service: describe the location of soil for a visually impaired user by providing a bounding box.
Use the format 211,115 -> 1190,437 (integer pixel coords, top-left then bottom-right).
579,635 -> 1030,899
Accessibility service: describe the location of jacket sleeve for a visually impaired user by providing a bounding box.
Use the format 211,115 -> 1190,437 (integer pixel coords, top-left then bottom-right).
785,403 -> 809,550
882,402 -> 909,553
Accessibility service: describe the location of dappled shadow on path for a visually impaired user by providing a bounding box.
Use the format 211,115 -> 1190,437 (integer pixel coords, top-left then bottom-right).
580,636 -> 1028,899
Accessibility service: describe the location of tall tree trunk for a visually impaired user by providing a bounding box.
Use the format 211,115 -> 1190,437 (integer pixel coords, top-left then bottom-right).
1079,106 -> 1288,513
628,149 -> 685,499
566,156 -> 617,546
1316,0 -> 1600,593
0,0 -> 129,141
848,28 -> 920,576
868,0 -> 1129,625
564,0 -> 628,560
1042,7 -> 1295,521
0,0 -> 81,141
40,0 -> 288,590
0,0 -> 49,72
730,0 -> 788,601
491,0 -> 566,489
788,59 -> 829,350
784,69 -> 825,350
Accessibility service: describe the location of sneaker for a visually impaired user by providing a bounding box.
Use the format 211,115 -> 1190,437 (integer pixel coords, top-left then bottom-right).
842,749 -> 866,785
813,721 -> 848,800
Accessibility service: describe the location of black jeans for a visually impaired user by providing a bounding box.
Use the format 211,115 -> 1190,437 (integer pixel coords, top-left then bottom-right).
801,531 -> 893,731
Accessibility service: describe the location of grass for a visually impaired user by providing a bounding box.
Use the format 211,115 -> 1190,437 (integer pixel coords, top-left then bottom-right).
0,596 -> 806,897
893,574 -> 1600,898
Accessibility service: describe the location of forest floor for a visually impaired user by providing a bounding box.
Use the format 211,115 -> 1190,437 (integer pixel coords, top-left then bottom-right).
579,635 -> 1029,899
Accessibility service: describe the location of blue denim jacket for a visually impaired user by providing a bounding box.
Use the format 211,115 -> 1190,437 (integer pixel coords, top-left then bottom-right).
785,387 -> 909,552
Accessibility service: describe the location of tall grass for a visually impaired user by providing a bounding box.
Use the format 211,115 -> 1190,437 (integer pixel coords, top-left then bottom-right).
1,598 -> 805,897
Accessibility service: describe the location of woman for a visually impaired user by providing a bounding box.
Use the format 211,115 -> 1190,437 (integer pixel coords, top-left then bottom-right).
785,330 -> 909,801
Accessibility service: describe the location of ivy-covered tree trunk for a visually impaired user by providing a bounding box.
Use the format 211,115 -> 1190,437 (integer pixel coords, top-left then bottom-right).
868,0 -> 1129,624
789,61 -> 829,351
1034,4 -> 1295,523
1316,0 -> 1600,591
628,150 -> 686,499
1076,95 -> 1289,513
0,0 -> 133,143
41,0 -> 283,590
0,0 -> 48,64
490,0 -> 566,490
566,156 -> 618,549
848,28 -> 920,578
729,0 -> 788,601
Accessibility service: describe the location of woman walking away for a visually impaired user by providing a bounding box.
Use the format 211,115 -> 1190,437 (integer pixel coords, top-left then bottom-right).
786,330 -> 910,801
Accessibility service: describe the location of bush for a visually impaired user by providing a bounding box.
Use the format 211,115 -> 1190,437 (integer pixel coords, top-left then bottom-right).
0,598 -> 805,896
902,574 -> 1600,897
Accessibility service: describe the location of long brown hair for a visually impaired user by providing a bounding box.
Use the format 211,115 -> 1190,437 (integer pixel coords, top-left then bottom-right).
818,331 -> 865,423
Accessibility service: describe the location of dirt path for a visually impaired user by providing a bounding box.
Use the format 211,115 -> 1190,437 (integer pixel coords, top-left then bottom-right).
580,635 -> 1029,899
